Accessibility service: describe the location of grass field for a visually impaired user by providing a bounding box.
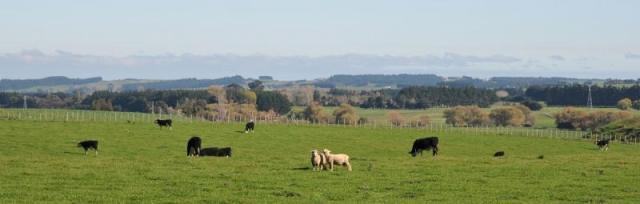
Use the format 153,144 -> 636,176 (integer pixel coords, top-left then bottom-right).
1,118 -> 639,203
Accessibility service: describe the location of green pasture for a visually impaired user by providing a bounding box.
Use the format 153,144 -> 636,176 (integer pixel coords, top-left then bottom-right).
0,117 -> 639,203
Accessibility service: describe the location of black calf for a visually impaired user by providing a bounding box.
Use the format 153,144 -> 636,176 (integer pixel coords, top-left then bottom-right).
200,147 -> 232,157
187,136 -> 202,157
155,119 -> 173,129
77,140 -> 99,156
596,139 -> 609,151
245,121 -> 255,133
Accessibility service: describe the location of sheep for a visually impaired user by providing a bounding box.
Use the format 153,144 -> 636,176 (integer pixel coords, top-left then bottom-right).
311,150 -> 324,171
322,149 -> 352,171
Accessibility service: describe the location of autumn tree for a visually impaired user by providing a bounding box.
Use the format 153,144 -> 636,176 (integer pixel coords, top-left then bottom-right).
333,103 -> 359,125
490,107 -> 525,127
617,98 -> 633,110
207,86 -> 226,104
443,106 -> 490,127
554,107 -> 588,130
303,102 -> 329,123
387,111 -> 405,127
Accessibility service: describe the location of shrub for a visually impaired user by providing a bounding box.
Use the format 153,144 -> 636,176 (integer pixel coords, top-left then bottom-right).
408,115 -> 431,127
443,106 -> 490,127
580,111 -> 633,130
520,100 -> 543,111
333,103 -> 359,125
490,107 -> 525,127
632,100 -> 640,110
303,103 -> 329,123
554,107 -> 587,130
513,104 -> 535,126
617,98 -> 633,110
387,111 -> 405,127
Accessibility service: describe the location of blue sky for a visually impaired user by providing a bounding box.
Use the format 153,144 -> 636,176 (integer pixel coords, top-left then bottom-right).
0,0 -> 639,80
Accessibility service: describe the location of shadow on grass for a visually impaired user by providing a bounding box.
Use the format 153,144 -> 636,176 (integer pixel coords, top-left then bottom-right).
63,151 -> 84,155
291,167 -> 311,171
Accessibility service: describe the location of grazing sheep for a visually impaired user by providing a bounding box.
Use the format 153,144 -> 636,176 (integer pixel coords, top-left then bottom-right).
322,149 -> 352,171
77,140 -> 99,156
310,150 -> 325,171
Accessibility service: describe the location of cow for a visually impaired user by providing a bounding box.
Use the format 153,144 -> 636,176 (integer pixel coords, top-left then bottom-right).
200,147 -> 232,157
322,149 -> 352,171
310,150 -> 325,171
245,120 -> 255,133
155,119 -> 172,129
77,140 -> 99,156
186,136 -> 202,157
409,137 -> 439,157
493,151 -> 505,157
596,139 -> 609,151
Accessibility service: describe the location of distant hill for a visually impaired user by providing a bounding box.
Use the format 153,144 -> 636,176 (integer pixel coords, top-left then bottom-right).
0,76 -> 102,91
317,74 -> 444,88
121,75 -> 246,91
0,74 -> 632,93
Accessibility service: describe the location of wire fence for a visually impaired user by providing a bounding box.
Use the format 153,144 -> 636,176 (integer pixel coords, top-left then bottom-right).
1,108 -> 637,145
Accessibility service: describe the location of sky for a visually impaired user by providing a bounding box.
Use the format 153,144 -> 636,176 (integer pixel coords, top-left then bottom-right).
0,0 -> 639,80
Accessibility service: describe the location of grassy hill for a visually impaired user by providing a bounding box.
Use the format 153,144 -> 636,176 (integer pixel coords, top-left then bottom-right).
1,117 -> 639,203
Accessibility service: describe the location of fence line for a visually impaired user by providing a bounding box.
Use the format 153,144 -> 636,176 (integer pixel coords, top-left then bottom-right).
1,108 -> 637,145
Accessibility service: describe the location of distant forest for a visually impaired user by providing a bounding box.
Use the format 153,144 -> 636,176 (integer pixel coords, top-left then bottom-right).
525,85 -> 640,106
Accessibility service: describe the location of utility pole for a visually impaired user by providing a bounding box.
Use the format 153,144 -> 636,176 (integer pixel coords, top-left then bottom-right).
587,83 -> 593,109
23,95 -> 27,109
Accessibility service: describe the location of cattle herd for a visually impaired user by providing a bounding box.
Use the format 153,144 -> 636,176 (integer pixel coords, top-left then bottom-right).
76,119 -> 615,171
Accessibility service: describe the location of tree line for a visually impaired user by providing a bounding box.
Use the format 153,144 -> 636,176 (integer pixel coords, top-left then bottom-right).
525,84 -> 640,106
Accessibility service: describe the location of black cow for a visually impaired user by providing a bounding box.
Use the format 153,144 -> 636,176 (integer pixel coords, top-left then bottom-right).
596,139 -> 609,151
77,140 -> 99,156
409,137 -> 439,157
186,136 -> 202,157
155,119 -> 172,129
244,121 -> 255,133
200,147 -> 232,157
493,151 -> 505,157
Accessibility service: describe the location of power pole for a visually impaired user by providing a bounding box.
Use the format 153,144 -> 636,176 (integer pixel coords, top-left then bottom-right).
587,84 -> 593,109
23,95 -> 27,109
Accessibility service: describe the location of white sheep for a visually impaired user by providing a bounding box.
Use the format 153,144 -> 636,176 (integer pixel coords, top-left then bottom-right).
322,149 -> 352,171
311,150 -> 323,171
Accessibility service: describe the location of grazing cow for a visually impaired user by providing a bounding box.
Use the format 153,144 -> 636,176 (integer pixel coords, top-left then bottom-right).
493,151 -> 505,157
310,150 -> 325,171
200,147 -> 232,157
77,140 -> 99,156
186,136 -> 202,157
245,120 -> 255,133
155,119 -> 172,129
322,149 -> 352,171
596,139 -> 609,151
409,137 -> 439,157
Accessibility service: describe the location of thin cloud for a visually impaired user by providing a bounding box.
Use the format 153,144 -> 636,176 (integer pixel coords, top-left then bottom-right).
549,55 -> 565,61
625,53 -> 640,59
